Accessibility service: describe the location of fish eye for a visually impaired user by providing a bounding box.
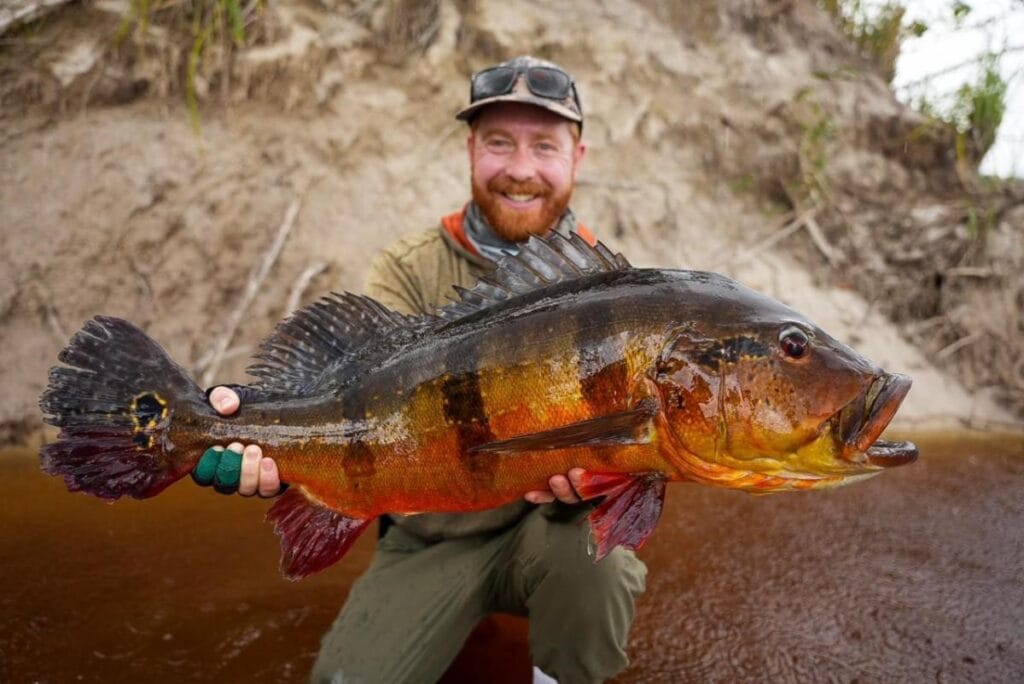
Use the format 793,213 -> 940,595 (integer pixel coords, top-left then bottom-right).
779,326 -> 810,360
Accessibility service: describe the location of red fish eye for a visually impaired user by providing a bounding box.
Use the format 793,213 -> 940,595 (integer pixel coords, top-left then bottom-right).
779,327 -> 810,359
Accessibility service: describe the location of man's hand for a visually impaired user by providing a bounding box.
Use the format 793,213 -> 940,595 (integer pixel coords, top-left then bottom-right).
193,386 -> 282,497
200,386 -> 580,504
524,468 -> 587,505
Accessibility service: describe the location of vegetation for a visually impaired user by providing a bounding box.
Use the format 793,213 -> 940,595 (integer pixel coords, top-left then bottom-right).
951,52 -> 1008,163
820,1 -> 1012,174
117,0 -> 262,132
794,91 -> 837,207
817,0 -> 926,83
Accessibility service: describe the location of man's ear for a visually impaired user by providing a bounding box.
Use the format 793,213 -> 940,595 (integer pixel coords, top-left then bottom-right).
466,130 -> 476,161
572,141 -> 587,181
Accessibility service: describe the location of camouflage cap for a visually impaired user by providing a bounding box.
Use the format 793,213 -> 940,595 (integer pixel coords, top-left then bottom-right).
456,55 -> 583,126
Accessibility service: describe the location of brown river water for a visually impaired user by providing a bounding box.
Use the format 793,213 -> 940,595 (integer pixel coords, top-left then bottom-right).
1,432 -> 1022,683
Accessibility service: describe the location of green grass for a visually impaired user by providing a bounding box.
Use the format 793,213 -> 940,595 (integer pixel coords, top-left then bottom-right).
914,51 -> 1008,169
818,0 -> 918,83
953,52 -> 1008,162
117,0 -> 259,133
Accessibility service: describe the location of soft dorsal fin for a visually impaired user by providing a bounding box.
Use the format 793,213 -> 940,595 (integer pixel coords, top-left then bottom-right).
247,292 -> 427,393
440,232 -> 632,320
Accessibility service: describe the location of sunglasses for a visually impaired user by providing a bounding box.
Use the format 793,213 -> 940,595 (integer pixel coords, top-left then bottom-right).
470,65 -> 581,114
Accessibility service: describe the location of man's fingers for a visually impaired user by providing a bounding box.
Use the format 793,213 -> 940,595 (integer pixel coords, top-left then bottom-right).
258,458 -> 282,498
524,490 -> 556,504
193,442 -> 281,497
209,386 -> 240,416
548,474 -> 581,504
192,446 -> 224,486
214,444 -> 243,493
238,445 -> 263,497
567,468 -> 587,498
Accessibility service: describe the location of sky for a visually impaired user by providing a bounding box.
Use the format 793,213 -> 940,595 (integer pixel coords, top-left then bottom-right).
887,0 -> 1024,177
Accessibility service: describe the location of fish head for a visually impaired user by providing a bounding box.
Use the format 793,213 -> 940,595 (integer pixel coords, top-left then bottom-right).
652,278 -> 917,491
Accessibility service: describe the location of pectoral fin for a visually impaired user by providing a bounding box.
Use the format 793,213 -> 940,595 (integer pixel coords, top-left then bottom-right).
469,397 -> 659,455
578,472 -> 667,561
266,488 -> 371,580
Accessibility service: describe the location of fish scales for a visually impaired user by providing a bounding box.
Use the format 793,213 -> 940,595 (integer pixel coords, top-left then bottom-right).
39,233 -> 918,579
245,277 -> 679,515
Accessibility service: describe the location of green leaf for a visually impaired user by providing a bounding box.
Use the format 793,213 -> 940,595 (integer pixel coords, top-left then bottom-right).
226,0 -> 245,45
907,20 -> 928,37
952,2 -> 972,25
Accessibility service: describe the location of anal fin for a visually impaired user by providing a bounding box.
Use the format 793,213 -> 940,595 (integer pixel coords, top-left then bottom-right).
578,472 -> 667,562
266,489 -> 371,580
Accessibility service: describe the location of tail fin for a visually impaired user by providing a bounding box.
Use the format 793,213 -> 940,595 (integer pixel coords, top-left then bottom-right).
39,316 -> 208,500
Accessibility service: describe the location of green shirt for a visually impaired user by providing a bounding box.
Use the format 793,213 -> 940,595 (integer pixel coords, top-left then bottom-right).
362,226 -> 535,540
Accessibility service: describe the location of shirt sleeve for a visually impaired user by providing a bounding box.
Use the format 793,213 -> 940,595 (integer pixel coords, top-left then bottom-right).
363,242 -> 430,316
363,228 -> 489,316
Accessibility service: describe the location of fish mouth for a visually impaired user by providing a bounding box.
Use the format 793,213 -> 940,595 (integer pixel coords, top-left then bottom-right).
837,373 -> 918,468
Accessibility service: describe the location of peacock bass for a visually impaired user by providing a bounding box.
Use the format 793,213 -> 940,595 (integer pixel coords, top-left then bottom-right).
39,234 -> 917,579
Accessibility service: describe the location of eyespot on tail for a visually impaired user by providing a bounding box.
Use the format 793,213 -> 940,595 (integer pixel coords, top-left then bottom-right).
38,316 -> 208,500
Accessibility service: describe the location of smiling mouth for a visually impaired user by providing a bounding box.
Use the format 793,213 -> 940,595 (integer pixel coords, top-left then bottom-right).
503,193 -> 540,203
837,373 -> 918,468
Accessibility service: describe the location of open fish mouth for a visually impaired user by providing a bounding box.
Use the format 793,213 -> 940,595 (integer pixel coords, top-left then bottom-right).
837,373 -> 918,468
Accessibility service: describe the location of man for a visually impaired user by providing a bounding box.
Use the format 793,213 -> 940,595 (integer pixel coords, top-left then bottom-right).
197,56 -> 647,684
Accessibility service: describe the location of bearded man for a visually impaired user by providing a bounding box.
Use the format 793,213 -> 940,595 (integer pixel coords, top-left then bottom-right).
196,56 -> 647,684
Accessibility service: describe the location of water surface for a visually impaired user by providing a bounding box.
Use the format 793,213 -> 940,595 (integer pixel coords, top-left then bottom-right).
1,432 -> 1021,682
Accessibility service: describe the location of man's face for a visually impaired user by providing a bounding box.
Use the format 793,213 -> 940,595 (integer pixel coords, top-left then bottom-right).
468,103 -> 586,242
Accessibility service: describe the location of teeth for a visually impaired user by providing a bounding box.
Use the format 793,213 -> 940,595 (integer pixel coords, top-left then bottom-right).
864,377 -> 884,414
505,193 -> 537,202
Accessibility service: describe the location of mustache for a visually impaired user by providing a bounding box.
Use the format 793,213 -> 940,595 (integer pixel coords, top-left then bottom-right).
487,176 -> 551,199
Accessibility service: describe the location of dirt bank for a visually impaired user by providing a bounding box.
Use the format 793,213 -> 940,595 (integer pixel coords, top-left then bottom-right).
1,0 -> 1021,444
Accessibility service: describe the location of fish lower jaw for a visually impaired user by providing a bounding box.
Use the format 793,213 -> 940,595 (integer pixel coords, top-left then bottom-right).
670,452 -> 868,492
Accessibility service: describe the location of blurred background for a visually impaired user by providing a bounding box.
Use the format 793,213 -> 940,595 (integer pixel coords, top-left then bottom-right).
1,0 -> 1022,681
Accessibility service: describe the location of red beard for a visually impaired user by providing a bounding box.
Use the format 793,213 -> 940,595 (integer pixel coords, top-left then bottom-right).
472,175 -> 573,242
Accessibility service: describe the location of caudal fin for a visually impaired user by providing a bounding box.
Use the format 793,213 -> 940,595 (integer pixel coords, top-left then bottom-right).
39,316 -> 208,500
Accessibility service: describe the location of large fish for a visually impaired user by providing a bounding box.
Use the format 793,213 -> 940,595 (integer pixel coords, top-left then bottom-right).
39,234 -> 917,579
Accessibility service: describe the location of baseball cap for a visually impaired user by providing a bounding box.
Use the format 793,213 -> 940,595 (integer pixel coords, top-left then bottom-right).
456,55 -> 583,127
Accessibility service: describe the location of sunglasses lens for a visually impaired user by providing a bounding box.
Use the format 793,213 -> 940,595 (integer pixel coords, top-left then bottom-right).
525,67 -> 571,99
471,67 -> 517,101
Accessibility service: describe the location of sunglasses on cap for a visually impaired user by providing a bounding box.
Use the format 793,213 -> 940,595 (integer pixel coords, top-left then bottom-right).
470,64 -> 582,114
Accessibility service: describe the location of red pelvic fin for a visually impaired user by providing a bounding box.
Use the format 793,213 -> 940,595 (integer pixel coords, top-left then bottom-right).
266,489 -> 371,580
579,472 -> 667,562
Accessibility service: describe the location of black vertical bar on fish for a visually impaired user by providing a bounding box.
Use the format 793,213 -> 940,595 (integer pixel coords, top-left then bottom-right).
575,297 -> 631,465
441,339 -> 497,485
576,297 -> 630,415
339,388 -> 377,480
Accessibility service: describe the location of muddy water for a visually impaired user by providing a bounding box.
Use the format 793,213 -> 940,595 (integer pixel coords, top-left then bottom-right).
1,433 -> 1022,683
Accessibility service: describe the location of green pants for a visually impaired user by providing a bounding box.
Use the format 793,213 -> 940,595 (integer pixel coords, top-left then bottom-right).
310,505 -> 647,684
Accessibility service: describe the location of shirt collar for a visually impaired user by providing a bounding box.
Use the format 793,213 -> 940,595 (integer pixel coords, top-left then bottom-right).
463,201 -> 579,261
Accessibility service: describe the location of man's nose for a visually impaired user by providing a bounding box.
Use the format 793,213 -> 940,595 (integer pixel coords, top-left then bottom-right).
505,147 -> 536,181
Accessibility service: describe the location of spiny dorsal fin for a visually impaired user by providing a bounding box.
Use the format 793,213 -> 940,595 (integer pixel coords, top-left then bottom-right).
247,292 -> 428,393
440,232 -> 632,320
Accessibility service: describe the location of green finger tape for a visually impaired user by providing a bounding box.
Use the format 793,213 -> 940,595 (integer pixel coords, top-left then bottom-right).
192,448 -> 222,486
215,449 -> 243,489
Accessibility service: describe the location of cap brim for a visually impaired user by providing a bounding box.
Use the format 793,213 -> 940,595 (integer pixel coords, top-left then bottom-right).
455,93 -> 582,124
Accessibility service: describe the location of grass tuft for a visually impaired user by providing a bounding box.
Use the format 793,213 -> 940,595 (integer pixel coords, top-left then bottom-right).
118,0 -> 261,133
818,0 -> 915,83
